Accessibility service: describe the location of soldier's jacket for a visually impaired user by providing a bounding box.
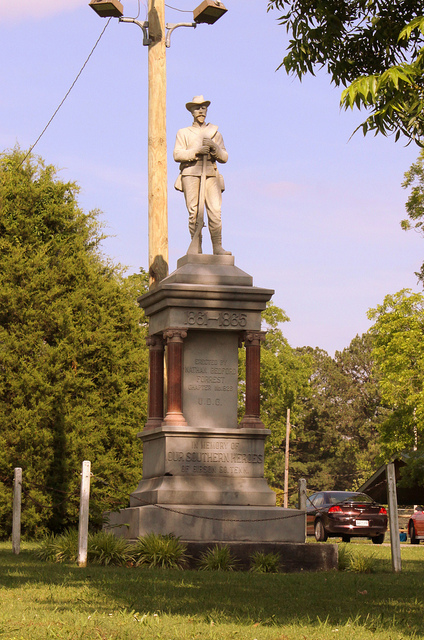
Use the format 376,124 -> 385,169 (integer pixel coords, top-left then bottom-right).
173,123 -> 227,191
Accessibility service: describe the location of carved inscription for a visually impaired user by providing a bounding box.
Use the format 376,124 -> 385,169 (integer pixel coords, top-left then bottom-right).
166,438 -> 264,477
185,310 -> 247,328
182,332 -> 238,428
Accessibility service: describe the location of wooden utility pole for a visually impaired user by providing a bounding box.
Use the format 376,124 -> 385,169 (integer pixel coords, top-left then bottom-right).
284,409 -> 291,508
12,468 -> 22,555
148,0 -> 168,287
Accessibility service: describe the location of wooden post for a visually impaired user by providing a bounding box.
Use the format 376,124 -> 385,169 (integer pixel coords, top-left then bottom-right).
12,468 -> 22,555
298,477 -> 307,542
387,462 -> 401,573
284,409 -> 291,508
148,0 -> 168,286
78,461 -> 91,568
298,477 -> 307,511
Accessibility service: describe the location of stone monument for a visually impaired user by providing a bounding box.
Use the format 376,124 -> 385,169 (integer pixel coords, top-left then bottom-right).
105,98 -> 337,571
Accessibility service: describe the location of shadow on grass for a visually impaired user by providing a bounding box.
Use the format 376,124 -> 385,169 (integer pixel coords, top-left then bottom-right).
1,547 -> 424,636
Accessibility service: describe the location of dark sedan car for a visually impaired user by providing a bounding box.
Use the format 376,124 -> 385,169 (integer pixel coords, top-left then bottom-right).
306,491 -> 388,543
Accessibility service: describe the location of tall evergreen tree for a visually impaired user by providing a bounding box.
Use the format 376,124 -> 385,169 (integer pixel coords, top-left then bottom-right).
0,150 -> 148,538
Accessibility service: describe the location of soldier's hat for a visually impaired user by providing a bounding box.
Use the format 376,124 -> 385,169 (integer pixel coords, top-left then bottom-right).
186,95 -> 211,111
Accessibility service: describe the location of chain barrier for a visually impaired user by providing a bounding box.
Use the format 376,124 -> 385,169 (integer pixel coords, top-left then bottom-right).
9,469 -> 390,526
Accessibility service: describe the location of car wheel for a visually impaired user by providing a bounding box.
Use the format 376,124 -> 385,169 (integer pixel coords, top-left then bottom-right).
409,523 -> 420,545
341,535 -> 351,543
314,519 -> 328,542
372,533 -> 385,545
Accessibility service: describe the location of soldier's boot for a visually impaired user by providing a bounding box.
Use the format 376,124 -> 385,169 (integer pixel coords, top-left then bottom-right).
189,228 -> 203,254
211,232 -> 231,256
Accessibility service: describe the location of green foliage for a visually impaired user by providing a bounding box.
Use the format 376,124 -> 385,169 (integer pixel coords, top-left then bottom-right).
88,531 -> 133,566
241,301 -> 383,500
337,544 -> 377,572
337,543 -> 353,571
132,533 -> 188,569
35,529 -> 78,563
368,289 -> 424,457
348,550 -> 378,573
402,149 -> 424,281
0,149 -> 149,538
249,550 -> 280,573
197,544 -> 239,571
264,331 -> 383,498
268,0 -> 424,144
36,529 -> 133,565
258,303 -> 314,496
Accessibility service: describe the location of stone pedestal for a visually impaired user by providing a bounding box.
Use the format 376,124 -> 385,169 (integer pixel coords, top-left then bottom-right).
106,255 -> 306,545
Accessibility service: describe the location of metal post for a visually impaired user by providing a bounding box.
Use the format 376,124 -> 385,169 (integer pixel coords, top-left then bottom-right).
12,468 -> 22,555
78,461 -> 91,568
148,0 -> 168,286
386,462 -> 401,573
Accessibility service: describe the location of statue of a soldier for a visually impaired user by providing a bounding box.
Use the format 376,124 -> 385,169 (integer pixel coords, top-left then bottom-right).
173,95 -> 231,255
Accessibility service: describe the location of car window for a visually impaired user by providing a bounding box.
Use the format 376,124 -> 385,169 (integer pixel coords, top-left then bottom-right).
325,492 -> 373,505
313,493 -> 324,507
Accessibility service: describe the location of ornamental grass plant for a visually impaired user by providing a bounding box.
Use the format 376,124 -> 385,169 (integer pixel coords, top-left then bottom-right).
132,532 -> 189,569
249,550 -> 281,573
197,544 -> 240,571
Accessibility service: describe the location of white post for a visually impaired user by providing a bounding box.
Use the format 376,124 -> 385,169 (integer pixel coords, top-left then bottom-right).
298,477 -> 307,542
387,462 -> 401,573
284,409 -> 291,508
12,468 -> 22,555
78,460 -> 91,568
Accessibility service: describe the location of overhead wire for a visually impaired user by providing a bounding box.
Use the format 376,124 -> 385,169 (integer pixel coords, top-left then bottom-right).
19,17 -> 112,168
165,3 -> 193,12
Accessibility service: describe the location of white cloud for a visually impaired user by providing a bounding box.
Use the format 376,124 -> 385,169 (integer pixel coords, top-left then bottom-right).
0,0 -> 86,23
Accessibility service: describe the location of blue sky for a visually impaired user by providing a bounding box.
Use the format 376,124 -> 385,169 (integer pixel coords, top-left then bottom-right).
1,0 -> 422,354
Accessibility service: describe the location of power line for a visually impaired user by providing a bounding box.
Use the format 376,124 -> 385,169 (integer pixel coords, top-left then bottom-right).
165,3 -> 192,12
19,17 -> 112,168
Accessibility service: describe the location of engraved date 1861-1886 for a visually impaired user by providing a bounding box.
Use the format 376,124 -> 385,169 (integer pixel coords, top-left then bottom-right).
186,310 -> 247,328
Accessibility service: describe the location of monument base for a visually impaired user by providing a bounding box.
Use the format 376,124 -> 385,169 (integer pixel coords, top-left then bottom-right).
105,504 -> 305,543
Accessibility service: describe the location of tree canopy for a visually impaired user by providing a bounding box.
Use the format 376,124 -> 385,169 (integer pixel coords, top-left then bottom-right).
402,148 -> 424,280
268,0 -> 424,144
0,150 -> 149,538
368,289 -> 424,458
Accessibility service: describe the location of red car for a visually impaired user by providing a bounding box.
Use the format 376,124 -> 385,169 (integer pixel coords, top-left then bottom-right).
306,491 -> 388,544
408,506 -> 424,544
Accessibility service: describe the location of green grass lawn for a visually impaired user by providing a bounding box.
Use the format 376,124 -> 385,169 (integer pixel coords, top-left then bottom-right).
1,541 -> 424,640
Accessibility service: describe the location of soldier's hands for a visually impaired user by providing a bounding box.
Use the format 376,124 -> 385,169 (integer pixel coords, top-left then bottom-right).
196,144 -> 210,156
206,139 -> 219,156
196,138 -> 220,157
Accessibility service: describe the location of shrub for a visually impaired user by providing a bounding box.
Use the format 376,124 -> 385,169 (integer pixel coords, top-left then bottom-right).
198,545 -> 240,571
337,543 -> 353,571
132,533 -> 188,569
249,551 -> 280,573
349,550 -> 377,573
88,531 -> 134,566
36,529 -> 78,563
337,544 -> 377,573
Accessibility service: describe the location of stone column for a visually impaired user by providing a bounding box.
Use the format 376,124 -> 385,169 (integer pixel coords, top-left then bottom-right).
163,329 -> 187,426
239,331 -> 266,429
145,335 -> 165,430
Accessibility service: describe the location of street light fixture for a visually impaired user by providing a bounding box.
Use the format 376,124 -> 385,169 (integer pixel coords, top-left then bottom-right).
193,1 -> 227,25
89,0 -> 123,18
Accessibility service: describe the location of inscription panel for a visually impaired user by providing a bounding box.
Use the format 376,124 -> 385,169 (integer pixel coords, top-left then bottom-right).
165,436 -> 265,477
182,332 -> 238,428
